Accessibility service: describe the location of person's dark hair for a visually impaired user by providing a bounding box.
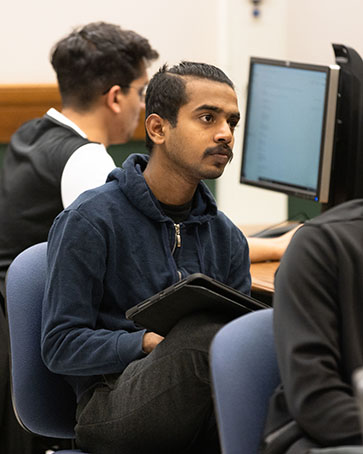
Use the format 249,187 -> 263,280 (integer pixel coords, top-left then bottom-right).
50,22 -> 158,110
144,61 -> 234,152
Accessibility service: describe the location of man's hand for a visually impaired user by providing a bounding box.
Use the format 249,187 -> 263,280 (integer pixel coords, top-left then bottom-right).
142,331 -> 164,353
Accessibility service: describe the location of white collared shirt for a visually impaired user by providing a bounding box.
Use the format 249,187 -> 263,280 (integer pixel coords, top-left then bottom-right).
47,109 -> 116,208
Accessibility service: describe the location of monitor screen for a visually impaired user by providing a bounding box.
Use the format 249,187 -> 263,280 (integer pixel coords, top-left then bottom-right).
240,57 -> 340,203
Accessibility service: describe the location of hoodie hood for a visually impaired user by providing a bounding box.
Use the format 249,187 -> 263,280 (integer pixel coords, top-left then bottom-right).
107,153 -> 218,224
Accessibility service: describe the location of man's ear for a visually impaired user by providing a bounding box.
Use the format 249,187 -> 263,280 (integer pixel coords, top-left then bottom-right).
105,85 -> 123,114
145,114 -> 167,145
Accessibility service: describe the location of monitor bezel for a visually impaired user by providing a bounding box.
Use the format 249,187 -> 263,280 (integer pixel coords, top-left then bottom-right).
240,57 -> 340,203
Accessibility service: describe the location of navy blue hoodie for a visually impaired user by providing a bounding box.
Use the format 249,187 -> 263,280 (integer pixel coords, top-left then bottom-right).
41,153 -> 251,399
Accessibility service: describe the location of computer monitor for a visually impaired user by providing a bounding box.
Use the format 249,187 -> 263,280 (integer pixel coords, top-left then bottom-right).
240,57 -> 340,205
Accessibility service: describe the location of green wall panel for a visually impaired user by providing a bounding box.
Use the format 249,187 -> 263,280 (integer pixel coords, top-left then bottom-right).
0,144 -> 6,167
288,196 -> 322,221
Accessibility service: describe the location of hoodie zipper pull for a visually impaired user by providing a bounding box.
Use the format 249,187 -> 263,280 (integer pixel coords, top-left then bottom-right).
174,223 -> 181,248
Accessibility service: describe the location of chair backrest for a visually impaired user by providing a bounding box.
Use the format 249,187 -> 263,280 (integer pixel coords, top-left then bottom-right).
6,242 -> 77,439
210,308 -> 280,454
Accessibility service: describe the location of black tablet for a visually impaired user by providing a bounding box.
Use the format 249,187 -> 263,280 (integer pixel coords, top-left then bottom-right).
126,273 -> 269,336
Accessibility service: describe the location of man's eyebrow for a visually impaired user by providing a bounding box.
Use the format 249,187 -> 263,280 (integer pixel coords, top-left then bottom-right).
194,104 -> 222,113
194,104 -> 240,119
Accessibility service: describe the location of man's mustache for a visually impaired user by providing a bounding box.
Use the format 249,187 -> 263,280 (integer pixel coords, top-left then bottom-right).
204,144 -> 233,163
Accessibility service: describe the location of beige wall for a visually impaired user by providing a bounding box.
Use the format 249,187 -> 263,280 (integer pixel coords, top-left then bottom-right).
286,0 -> 363,64
0,0 -> 220,83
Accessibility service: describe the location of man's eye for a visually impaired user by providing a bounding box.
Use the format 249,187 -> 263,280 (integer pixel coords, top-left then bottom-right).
201,114 -> 214,123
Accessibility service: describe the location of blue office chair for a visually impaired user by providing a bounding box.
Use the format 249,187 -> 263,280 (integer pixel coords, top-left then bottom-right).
5,242 -> 88,453
210,308 -> 280,454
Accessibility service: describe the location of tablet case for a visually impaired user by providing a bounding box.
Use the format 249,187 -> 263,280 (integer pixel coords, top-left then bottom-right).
126,273 -> 269,336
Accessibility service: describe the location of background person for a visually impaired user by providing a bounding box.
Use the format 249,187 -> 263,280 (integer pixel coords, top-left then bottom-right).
0,21 -> 158,299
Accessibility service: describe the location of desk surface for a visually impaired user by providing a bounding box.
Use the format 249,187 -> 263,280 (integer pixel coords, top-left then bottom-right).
250,261 -> 279,294
239,224 -> 280,295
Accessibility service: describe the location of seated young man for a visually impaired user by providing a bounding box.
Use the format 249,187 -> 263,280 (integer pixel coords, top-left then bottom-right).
261,199 -> 363,453
41,61 -> 251,453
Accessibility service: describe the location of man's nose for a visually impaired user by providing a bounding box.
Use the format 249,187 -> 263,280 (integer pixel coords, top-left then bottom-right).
214,122 -> 233,143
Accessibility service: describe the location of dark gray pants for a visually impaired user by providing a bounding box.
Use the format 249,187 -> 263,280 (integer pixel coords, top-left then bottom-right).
75,312 -> 228,454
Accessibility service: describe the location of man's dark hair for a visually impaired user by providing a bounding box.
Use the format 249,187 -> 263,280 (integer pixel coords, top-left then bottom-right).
50,22 -> 158,110
144,61 -> 234,152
